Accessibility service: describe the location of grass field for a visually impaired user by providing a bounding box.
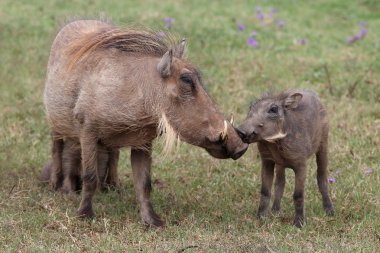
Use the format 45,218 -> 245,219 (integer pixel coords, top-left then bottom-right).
0,0 -> 379,252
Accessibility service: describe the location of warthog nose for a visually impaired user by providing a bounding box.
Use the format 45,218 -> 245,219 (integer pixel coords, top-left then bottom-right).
235,127 -> 247,139
231,143 -> 248,160
235,127 -> 256,143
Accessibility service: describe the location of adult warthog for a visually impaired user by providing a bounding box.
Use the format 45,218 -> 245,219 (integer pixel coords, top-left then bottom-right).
43,20 -> 248,227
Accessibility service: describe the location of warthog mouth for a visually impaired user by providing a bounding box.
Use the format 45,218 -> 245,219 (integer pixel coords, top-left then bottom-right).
205,118 -> 248,160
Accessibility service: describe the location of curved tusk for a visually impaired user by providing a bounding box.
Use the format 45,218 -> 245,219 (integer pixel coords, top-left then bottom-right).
230,114 -> 234,126
221,120 -> 228,141
264,131 -> 287,143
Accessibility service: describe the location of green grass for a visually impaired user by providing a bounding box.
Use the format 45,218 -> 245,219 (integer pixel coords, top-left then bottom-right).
0,0 -> 379,252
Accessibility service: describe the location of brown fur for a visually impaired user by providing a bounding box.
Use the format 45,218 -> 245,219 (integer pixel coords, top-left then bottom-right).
237,90 -> 334,228
40,138 -> 119,193
43,20 -> 248,227
64,25 -> 172,72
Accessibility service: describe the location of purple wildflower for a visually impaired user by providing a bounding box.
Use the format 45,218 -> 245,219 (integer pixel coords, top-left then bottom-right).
256,13 -> 265,21
247,37 -> 259,48
360,21 -> 368,27
299,38 -> 307,45
277,19 -> 285,28
359,28 -> 368,37
251,31 -> 257,37
256,6 -> 262,12
237,23 -> 246,31
354,34 -> 361,40
164,17 -> 173,23
328,177 -> 336,183
347,37 -> 354,44
157,31 -> 166,37
164,17 -> 173,29
364,168 -> 373,176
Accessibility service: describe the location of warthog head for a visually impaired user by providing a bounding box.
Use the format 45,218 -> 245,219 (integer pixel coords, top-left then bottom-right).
236,92 -> 303,143
157,40 -> 248,160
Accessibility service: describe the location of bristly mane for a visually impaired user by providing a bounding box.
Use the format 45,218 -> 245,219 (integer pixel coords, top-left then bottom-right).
64,23 -> 174,71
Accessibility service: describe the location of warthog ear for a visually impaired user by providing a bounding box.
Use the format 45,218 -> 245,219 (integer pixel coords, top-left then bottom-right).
175,38 -> 187,58
284,92 -> 303,109
157,49 -> 173,77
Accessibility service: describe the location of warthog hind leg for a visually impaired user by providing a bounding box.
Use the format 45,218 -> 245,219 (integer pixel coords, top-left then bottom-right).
50,133 -> 64,191
77,130 -> 98,219
316,141 -> 335,216
101,148 -> 120,191
293,165 -> 307,228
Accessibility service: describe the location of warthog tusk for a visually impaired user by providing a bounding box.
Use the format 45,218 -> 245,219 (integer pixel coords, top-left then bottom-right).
221,120 -> 228,141
230,114 -> 234,126
264,131 -> 287,143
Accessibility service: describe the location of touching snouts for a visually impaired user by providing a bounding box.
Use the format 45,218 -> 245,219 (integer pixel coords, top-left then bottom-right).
235,122 -> 263,143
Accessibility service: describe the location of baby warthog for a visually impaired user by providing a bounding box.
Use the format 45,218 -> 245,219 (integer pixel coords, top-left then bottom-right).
237,90 -> 334,227
43,20 -> 248,227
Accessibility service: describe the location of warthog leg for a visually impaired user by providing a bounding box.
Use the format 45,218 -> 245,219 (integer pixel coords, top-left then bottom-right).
131,143 -> 164,228
316,141 -> 335,216
50,132 -> 64,191
257,159 -> 275,218
272,165 -> 286,213
61,143 -> 81,193
293,165 -> 307,228
77,130 -> 98,219
102,148 -> 120,190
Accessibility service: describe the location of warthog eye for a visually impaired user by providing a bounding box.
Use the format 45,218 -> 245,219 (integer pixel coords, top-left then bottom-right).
180,74 -> 194,86
268,105 -> 278,114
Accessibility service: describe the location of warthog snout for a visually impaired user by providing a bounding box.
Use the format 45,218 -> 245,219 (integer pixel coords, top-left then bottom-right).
204,121 -> 248,160
235,126 -> 257,144
230,143 -> 248,160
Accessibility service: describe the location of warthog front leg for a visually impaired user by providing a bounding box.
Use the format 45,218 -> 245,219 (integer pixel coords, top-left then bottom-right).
131,143 -> 164,228
272,165 -> 286,213
77,131 -> 98,219
257,159 -> 275,218
50,132 -> 64,191
293,165 -> 307,228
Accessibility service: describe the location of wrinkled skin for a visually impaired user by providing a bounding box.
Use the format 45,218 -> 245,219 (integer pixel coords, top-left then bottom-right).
43,20 -> 247,227
237,90 -> 334,228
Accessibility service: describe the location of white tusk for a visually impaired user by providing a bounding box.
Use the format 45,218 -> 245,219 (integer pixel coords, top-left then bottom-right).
230,114 -> 234,126
221,120 -> 228,141
264,131 -> 287,143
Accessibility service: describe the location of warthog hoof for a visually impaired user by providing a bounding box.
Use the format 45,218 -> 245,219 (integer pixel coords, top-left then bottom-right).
271,205 -> 281,214
61,178 -> 78,194
141,211 -> 164,228
257,207 -> 270,219
293,215 -> 306,228
77,206 -> 95,219
50,176 -> 63,191
325,206 -> 335,216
